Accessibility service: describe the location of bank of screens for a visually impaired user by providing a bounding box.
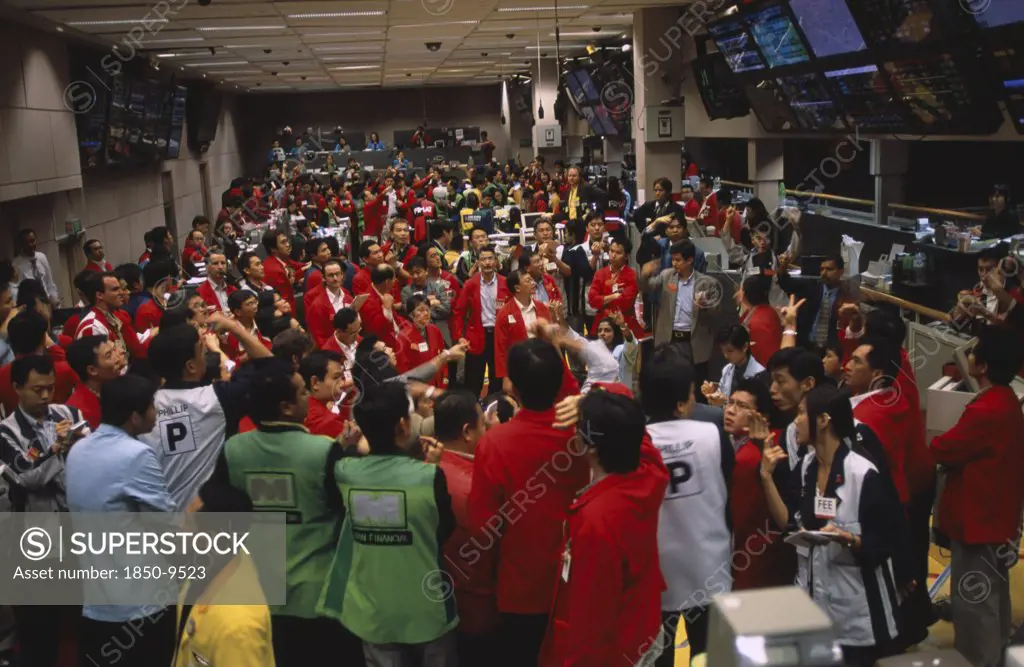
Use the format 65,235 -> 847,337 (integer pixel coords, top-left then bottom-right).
974,0 -> 1024,29
776,73 -> 845,130
884,55 -> 995,132
748,3 -> 810,68
744,79 -> 799,131
788,0 -> 867,58
709,17 -> 766,74
823,65 -> 907,132
847,0 -> 945,46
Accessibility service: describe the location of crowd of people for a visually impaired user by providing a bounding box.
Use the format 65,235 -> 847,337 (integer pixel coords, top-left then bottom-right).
0,147 -> 1021,667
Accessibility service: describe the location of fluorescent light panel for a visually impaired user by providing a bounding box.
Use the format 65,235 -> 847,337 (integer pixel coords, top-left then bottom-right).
196,26 -> 286,31
288,11 -> 386,18
185,61 -> 248,67
391,20 -> 478,28
497,5 -> 589,11
330,65 -> 380,70
313,45 -> 384,52
146,37 -> 205,44
66,18 -> 169,25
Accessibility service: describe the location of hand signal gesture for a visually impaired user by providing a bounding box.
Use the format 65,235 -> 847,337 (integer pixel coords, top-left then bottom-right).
778,294 -> 806,329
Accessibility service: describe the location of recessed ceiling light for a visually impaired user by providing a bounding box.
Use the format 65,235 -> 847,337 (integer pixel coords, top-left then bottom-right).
156,52 -> 199,58
391,20 -> 478,28
551,31 -> 609,37
497,5 -> 588,11
196,26 -> 286,31
302,31 -> 380,37
330,65 -> 380,71
56,26 -> 64,32
288,11 -> 385,18
185,61 -> 248,67
223,44 -> 274,49
147,37 -> 205,44
313,45 -> 384,52
66,18 -> 168,26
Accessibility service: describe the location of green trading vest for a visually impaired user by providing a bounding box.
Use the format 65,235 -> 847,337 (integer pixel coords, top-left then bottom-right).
224,422 -> 341,620
317,454 -> 458,644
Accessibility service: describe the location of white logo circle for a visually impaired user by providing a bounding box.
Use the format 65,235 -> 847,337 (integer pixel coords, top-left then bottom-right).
20,527 -> 52,561
422,0 -> 455,16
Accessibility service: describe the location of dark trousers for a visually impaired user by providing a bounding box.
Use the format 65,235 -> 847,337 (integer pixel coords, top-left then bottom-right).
457,629 -> 499,667
655,607 -> 710,666
77,607 -> 176,667
665,336 -> 709,404
899,485 -> 937,646
13,606 -> 64,667
464,327 -> 500,398
272,615 -> 365,667
497,612 -> 548,667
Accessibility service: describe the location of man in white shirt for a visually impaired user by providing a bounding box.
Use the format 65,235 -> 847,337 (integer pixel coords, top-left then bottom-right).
12,230 -> 59,306
197,251 -> 235,313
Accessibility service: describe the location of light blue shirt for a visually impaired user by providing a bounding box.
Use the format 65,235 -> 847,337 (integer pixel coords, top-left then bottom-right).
480,273 -> 498,328
672,273 -> 696,332
0,337 -> 11,367
534,278 -> 550,303
719,355 -> 766,398
65,424 -> 175,623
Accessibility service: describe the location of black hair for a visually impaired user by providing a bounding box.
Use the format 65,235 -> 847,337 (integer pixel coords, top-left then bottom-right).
640,347 -> 693,421
192,215 -> 211,230
83,238 -> 101,256
0,259 -> 14,287
333,307 -> 359,331
238,251 -> 260,277
83,271 -> 117,306
608,233 -> 632,256
271,329 -> 314,365
11,354 -> 54,386
429,219 -> 454,241
433,390 -> 481,442
506,339 -> 565,411
822,253 -> 845,270
7,310 -> 49,356
370,264 -> 396,286
863,309 -> 906,346
299,350 -> 343,389
405,293 -> 429,316
767,348 -> 825,385
148,325 -> 201,382
261,229 -> 286,254
66,335 -> 110,383
74,269 -> 97,297
654,177 -> 674,193
114,263 -> 143,291
197,477 -> 253,513
715,324 -> 751,350
506,270 -> 526,294
730,377 -> 773,414
407,257 -> 427,272
805,385 -> 857,443
741,274 -> 771,307
669,240 -> 696,261
353,381 -> 410,453
101,375 -> 158,426
477,243 -> 497,257
228,289 -> 258,313
595,317 -> 624,348
15,280 -> 48,310
246,357 -> 302,424
202,351 -> 223,386
858,335 -> 901,389
578,390 -> 645,474
971,324 -> 1023,385
159,304 -> 195,329
469,224 -> 489,239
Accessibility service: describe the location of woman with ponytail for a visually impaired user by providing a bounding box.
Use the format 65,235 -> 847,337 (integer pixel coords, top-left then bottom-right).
760,384 -> 905,666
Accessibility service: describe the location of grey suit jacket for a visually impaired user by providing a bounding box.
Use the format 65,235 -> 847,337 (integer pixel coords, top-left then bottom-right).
640,268 -> 723,363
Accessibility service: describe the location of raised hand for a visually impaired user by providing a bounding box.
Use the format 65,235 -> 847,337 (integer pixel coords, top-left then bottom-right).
778,294 -> 806,329
744,411 -> 773,443
760,443 -> 788,476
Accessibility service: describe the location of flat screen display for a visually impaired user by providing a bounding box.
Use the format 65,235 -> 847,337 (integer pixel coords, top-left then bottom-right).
776,73 -> 846,130
744,79 -> 799,131
692,52 -> 751,119
848,0 -> 944,46
884,55 -> 977,128
788,0 -> 867,58
565,71 -> 587,113
709,17 -> 766,73
1003,78 -> 1024,134
748,3 -> 810,68
975,0 -> 1024,29
824,64 -> 907,132
166,85 -> 187,159
574,69 -> 600,103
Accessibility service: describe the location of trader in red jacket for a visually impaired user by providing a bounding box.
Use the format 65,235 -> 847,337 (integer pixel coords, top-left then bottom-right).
352,239 -> 386,296
260,229 -> 301,313
468,338 -> 589,667
587,235 -> 644,338
360,265 -> 402,353
305,260 -> 355,348
299,349 -> 349,439
494,270 -> 550,379
452,244 -> 508,398
931,325 -> 1024,667
540,387 -> 668,667
397,294 -> 447,385
195,250 -> 236,314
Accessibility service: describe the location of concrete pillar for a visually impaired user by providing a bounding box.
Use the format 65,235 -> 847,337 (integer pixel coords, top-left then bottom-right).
632,6 -> 683,201
531,59 -> 561,161
566,136 -> 584,164
870,140 -> 908,226
747,139 -> 784,211
604,137 -> 623,179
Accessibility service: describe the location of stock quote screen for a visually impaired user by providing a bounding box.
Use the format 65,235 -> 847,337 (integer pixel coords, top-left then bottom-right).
788,0 -> 867,58
776,72 -> 847,130
824,65 -> 908,133
709,17 -> 767,74
847,0 -> 945,46
748,3 -> 811,68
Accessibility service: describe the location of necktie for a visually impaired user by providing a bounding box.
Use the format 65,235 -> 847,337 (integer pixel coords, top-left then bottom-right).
815,287 -> 831,346
569,188 -> 579,220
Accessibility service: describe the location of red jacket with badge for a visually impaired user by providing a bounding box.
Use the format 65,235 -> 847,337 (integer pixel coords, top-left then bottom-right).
452,273 -> 509,356
931,385 -> 1024,544
468,407 -> 591,615
494,298 -> 551,378
540,433 -> 668,667
587,265 -> 643,338
262,254 -> 301,313
396,319 -> 446,386
853,389 -> 913,504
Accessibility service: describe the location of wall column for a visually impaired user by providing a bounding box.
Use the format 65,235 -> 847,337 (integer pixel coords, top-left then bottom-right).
747,139 -> 784,211
604,137 -> 623,178
870,140 -> 908,226
632,6 -> 683,200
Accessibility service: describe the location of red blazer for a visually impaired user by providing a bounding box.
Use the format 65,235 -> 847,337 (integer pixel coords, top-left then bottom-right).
854,390 -> 913,504
440,451 -> 499,636
932,385 -> 1024,544
537,273 -> 563,304
540,434 -> 668,667
262,254 -> 300,313
360,288 -> 401,351
0,347 -> 79,418
410,200 -> 438,243
181,244 -> 206,276
352,266 -> 373,296
76,308 -> 149,360
380,241 -> 418,268
730,437 -> 796,591
396,320 -> 446,386
743,304 -> 782,367
469,408 -> 592,614
304,282 -> 324,315
452,273 -> 509,356
363,192 -> 388,240
66,384 -> 101,429
305,396 -> 346,439
494,298 -> 551,378
84,261 -> 112,274
196,279 -> 237,314
306,287 -> 353,349
334,193 -> 356,219
224,327 -> 273,363
134,299 -> 163,332
587,265 -> 643,338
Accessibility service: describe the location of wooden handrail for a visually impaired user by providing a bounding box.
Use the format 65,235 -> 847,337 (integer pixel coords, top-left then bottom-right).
720,180 -> 754,189
889,203 -> 985,222
859,286 -> 951,322
784,190 -> 875,207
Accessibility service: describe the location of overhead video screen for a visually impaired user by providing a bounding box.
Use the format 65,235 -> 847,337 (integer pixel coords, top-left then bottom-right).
748,3 -> 811,68
709,17 -> 767,74
788,0 -> 867,58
